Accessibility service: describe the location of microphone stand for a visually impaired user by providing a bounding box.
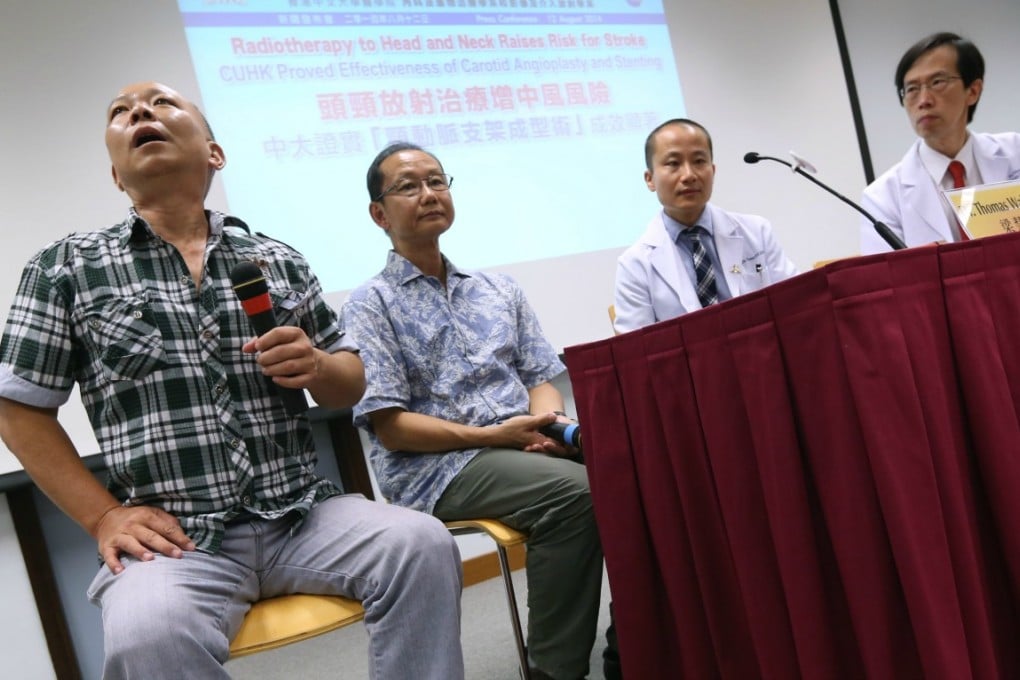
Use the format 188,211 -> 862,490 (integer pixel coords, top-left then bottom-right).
745,153 -> 907,251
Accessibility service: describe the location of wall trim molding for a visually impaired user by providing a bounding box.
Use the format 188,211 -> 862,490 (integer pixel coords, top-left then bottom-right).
462,545 -> 527,588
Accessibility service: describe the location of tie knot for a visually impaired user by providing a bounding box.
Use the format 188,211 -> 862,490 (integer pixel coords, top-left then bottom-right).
947,160 -> 966,189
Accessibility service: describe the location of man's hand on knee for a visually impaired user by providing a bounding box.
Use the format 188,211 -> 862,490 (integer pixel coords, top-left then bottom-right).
95,505 -> 196,574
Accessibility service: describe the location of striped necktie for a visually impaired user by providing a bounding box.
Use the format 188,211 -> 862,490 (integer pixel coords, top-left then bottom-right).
688,226 -> 719,308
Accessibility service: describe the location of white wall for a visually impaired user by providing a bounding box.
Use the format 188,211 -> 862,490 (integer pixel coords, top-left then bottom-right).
841,0 -> 1020,180
0,0 -> 224,475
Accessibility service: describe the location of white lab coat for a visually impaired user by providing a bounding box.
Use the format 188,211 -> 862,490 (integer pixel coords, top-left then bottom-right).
613,205 -> 798,333
860,132 -> 1020,254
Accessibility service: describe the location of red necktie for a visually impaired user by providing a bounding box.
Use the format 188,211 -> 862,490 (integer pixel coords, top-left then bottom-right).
947,160 -> 969,240
948,160 -> 966,188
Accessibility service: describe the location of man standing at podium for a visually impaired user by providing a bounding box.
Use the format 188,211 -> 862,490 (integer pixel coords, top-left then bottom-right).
614,118 -> 797,333
860,32 -> 1020,253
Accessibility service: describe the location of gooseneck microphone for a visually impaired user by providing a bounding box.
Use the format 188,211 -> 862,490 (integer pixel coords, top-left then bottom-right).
540,421 -> 583,450
229,261 -> 309,415
744,151 -> 907,251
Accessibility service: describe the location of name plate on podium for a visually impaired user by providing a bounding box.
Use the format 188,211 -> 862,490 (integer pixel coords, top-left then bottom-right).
943,178 -> 1020,239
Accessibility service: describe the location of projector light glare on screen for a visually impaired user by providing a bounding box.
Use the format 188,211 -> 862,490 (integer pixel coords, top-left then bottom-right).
178,0 -> 686,294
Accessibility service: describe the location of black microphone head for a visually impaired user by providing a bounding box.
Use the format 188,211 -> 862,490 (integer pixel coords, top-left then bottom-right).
743,152 -> 761,164
230,261 -> 268,301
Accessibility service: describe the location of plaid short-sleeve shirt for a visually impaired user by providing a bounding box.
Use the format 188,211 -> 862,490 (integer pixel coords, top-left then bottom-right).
0,210 -> 355,552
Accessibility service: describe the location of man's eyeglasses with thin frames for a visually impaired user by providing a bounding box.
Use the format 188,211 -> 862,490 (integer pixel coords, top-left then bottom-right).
375,174 -> 454,200
899,75 -> 962,102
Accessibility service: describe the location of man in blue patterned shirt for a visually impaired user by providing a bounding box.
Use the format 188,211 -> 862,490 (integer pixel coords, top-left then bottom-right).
342,142 -> 617,680
0,82 -> 463,679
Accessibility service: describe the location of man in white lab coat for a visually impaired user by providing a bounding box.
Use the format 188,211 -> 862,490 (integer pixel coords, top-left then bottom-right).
860,32 -> 1020,254
614,118 -> 797,334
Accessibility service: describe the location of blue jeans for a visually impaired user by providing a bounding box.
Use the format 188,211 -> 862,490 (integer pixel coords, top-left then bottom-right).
88,494 -> 464,679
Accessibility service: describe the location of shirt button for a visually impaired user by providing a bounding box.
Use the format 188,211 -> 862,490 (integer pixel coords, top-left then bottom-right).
202,330 -> 214,339
228,438 -> 239,448
132,310 -> 143,319
180,276 -> 191,286
215,384 -> 225,395
89,319 -> 100,328
242,495 -> 252,506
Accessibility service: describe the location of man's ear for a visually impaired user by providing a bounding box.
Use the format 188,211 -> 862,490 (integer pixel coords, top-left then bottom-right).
644,169 -> 655,192
369,201 -> 390,231
208,141 -> 226,171
966,77 -> 983,107
111,164 -> 125,192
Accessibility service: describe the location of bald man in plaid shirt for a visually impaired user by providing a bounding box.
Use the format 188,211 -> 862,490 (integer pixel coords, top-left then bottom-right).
0,82 -> 464,680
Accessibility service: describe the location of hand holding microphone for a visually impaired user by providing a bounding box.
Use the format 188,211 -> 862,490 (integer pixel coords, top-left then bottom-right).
539,419 -> 583,451
230,261 -> 310,416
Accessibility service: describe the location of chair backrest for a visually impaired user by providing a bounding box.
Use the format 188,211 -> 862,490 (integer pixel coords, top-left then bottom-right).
314,406 -> 376,499
813,257 -> 847,268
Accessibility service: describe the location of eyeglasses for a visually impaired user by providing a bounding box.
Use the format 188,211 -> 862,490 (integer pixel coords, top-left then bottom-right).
375,174 -> 454,200
899,75 -> 963,102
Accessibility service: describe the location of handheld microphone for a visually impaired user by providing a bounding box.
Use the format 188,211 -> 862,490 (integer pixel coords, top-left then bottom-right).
743,151 -> 907,251
229,261 -> 309,415
540,421 -> 583,450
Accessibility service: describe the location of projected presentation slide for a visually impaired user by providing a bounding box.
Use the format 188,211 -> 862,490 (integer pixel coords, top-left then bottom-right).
179,0 -> 686,293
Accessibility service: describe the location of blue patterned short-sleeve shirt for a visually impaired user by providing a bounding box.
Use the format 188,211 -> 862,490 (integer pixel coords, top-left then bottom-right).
0,210 -> 356,552
342,251 -> 565,514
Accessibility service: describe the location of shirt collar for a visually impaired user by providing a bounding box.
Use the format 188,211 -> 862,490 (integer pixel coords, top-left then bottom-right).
662,205 -> 713,244
383,250 -> 471,286
118,208 -> 245,247
918,133 -> 977,187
